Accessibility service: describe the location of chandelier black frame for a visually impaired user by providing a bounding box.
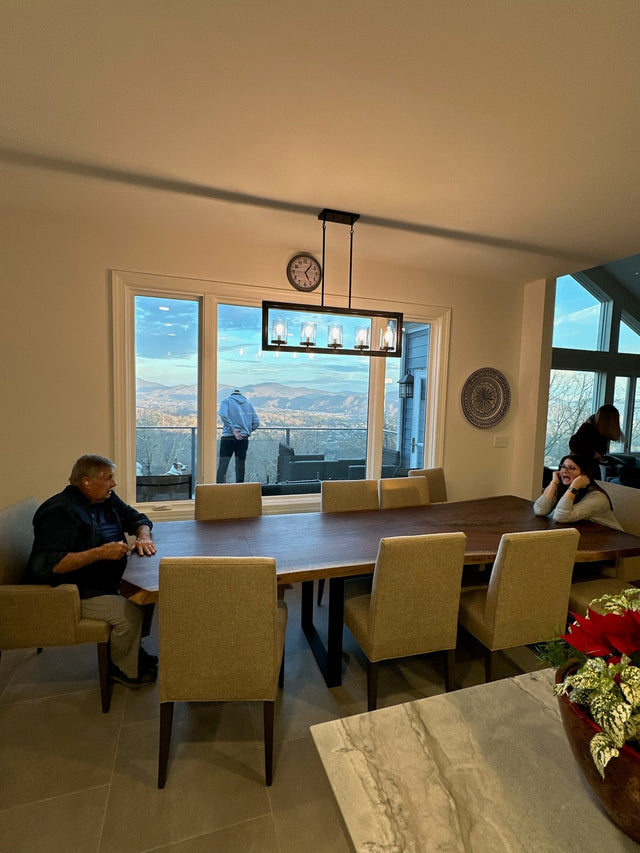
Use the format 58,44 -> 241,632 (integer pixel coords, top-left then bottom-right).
261,209 -> 404,358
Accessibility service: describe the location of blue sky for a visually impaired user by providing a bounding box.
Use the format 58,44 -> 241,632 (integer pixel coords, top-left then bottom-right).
135,297 -> 376,392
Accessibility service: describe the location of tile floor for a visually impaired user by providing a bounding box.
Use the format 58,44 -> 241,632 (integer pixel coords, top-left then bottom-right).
0,584 -> 541,852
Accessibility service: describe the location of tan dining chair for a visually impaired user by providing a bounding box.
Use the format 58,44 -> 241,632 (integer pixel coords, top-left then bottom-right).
0,497 -> 112,712
194,482 -> 262,520
379,476 -> 430,509
343,532 -> 466,710
321,479 -> 380,513
458,527 -> 580,682
157,556 -> 287,788
408,467 -> 448,503
569,480 -> 640,614
317,479 -> 380,605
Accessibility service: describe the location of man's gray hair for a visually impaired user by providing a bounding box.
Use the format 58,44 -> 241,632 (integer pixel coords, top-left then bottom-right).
69,454 -> 116,485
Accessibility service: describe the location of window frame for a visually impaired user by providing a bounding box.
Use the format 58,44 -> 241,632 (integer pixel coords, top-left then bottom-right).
112,269 -> 451,515
549,271 -> 640,457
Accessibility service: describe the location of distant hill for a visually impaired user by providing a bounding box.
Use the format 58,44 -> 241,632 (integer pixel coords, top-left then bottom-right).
136,380 -> 376,426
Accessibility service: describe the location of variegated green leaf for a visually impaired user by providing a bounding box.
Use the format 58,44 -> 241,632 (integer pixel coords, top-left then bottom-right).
590,694 -> 631,746
590,732 -> 619,778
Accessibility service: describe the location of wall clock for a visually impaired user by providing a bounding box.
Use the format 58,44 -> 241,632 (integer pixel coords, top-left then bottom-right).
286,253 -> 322,292
461,367 -> 511,428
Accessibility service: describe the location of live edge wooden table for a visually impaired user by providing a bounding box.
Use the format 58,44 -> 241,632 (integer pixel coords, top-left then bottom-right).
121,495 -> 640,688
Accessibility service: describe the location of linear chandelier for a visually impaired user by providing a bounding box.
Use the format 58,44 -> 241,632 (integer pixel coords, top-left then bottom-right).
262,208 -> 403,357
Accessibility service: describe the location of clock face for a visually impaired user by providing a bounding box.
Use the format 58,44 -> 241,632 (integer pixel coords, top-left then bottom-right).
286,254 -> 322,292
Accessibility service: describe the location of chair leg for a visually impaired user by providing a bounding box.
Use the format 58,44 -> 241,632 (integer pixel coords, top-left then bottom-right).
263,700 -> 275,786
158,702 -> 175,789
485,648 -> 496,682
367,660 -> 380,712
97,641 -> 111,713
317,578 -> 325,606
141,603 -> 155,638
443,648 -> 455,692
37,648 -> 43,654
278,647 -> 285,689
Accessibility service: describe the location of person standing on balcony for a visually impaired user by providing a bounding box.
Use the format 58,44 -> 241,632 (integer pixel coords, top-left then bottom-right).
569,404 -> 622,480
26,454 -> 159,688
217,389 -> 260,483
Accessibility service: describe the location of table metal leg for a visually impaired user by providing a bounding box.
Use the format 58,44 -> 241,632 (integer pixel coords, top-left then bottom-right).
301,577 -> 344,687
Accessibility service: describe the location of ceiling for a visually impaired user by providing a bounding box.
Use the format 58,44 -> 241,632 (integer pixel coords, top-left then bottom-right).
2,1 -> 640,286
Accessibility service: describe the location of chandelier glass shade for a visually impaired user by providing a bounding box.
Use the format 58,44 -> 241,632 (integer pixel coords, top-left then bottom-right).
261,208 -> 403,358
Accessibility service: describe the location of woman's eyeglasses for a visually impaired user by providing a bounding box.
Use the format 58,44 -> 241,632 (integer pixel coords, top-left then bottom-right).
560,465 -> 580,473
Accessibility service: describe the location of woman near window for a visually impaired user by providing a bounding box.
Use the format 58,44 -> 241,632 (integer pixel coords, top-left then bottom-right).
534,453 -> 622,530
569,404 -> 622,479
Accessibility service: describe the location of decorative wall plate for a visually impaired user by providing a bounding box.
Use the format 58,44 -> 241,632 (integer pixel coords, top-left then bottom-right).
461,367 -> 511,428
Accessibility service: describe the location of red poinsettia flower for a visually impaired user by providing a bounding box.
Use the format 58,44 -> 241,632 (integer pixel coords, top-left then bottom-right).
561,608 -> 640,660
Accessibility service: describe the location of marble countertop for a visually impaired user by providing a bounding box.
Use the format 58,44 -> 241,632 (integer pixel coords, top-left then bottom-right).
311,670 -> 640,852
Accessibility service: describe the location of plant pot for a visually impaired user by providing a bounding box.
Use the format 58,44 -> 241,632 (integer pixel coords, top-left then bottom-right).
556,665 -> 640,844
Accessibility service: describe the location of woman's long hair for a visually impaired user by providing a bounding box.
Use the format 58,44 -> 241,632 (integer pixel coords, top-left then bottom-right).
557,453 -> 614,509
593,404 -> 622,442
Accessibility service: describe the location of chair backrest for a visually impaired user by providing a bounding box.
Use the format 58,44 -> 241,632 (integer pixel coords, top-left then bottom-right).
596,480 -> 640,537
158,556 -> 280,702
483,528 -> 580,649
408,467 -> 448,503
0,497 -> 39,585
379,476 -> 429,509
595,481 -> 640,581
367,532 -> 466,660
321,479 -> 379,513
194,482 -> 262,520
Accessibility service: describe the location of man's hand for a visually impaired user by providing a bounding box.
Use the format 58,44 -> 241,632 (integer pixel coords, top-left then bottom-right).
133,525 -> 156,556
133,538 -> 157,556
97,541 -> 131,560
232,428 -> 244,440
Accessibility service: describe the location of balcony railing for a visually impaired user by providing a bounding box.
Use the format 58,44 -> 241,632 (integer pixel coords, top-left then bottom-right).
135,425 -> 402,500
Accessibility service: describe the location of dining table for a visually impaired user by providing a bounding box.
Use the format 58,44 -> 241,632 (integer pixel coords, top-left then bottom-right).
121,494 -> 640,687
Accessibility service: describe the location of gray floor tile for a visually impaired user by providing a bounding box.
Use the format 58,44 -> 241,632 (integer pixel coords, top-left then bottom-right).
268,735 -> 351,853
150,815 -> 280,853
0,786 -> 107,853
0,690 -> 123,810
99,707 -> 271,853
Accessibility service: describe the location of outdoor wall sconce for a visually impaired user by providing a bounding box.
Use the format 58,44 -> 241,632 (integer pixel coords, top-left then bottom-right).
398,372 -> 414,398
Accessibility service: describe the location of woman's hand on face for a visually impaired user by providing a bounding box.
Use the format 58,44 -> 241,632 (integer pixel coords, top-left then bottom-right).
551,469 -> 562,486
570,474 -> 590,490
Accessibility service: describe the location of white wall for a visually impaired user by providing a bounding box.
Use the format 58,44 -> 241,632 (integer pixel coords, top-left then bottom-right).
1,203 -> 541,509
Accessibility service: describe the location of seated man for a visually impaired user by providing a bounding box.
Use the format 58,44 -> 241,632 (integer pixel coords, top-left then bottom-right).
27,454 -> 158,688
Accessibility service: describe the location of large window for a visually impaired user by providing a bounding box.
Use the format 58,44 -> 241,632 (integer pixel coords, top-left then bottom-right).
216,303 -> 371,489
113,272 -> 450,509
546,271 -> 640,466
552,275 -> 603,351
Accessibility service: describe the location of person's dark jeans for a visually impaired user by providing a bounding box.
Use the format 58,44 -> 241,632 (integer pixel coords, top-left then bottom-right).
217,436 -> 249,483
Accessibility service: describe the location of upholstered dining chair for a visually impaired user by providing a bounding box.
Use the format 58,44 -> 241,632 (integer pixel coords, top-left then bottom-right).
458,528 -> 580,682
408,467 -> 448,503
316,479 -> 381,605
379,475 -> 430,509
0,497 -> 112,712
194,482 -> 262,520
321,478 -> 380,513
568,480 -> 640,614
343,532 -> 466,710
157,556 -> 287,788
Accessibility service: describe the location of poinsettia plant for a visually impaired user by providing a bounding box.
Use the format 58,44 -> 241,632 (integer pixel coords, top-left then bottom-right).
543,587 -> 640,778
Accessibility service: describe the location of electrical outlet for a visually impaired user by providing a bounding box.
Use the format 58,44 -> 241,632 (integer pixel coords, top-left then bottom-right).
493,435 -> 509,448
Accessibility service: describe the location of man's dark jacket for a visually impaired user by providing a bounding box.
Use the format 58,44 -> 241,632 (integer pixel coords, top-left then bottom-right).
26,486 -> 152,599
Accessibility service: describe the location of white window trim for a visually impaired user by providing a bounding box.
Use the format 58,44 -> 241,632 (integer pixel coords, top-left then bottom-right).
112,269 -> 450,517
